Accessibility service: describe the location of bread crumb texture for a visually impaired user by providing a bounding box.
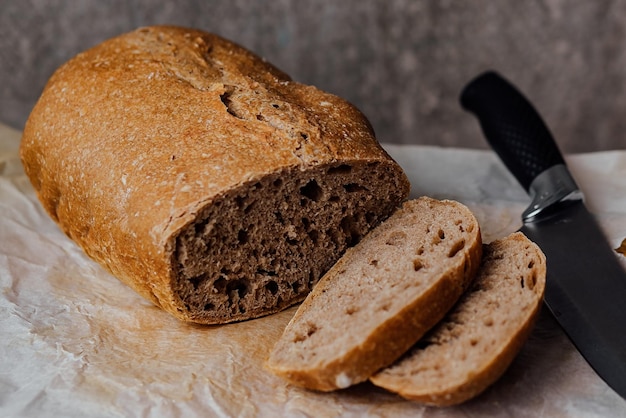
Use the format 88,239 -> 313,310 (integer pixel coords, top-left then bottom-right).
267,197 -> 483,391
19,26 -> 409,324
370,232 -> 546,406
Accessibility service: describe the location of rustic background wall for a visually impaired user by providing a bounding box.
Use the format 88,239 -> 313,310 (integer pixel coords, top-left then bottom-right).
2,0 -> 625,152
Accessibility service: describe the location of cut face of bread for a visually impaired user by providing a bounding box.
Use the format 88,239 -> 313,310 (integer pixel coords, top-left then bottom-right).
266,197 -> 483,391
370,232 -> 547,406
19,26 -> 410,324
173,162 -> 407,323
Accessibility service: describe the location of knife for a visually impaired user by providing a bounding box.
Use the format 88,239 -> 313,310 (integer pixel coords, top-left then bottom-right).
460,71 -> 626,400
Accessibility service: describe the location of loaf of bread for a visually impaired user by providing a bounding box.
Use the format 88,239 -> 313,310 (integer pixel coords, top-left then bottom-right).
266,197 -> 483,391
19,26 -> 410,324
370,232 -> 546,406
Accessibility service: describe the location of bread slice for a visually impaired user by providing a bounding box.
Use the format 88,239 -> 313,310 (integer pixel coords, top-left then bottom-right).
370,232 -> 546,406
266,197 -> 482,391
19,26 -> 410,324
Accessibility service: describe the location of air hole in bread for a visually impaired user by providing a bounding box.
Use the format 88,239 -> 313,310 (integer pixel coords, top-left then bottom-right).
300,132 -> 309,140
307,229 -> 319,244
194,218 -> 209,234
244,202 -> 255,214
274,211 -> 285,225
448,239 -> 466,258
343,183 -> 368,193
327,164 -> 353,175
257,269 -> 277,277
528,260 -> 535,269
292,281 -> 302,294
520,277 -> 525,288
213,276 -> 227,293
189,274 -> 206,290
226,279 -> 249,299
413,259 -> 424,272
293,323 -> 318,343
484,317 -> 494,327
265,280 -> 279,295
370,259 -> 379,267
438,229 -> 446,240
341,216 -> 362,246
300,179 -> 323,202
237,229 -> 249,244
345,306 -> 359,315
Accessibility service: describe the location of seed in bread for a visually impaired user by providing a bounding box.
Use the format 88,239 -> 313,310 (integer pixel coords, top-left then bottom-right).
370,232 -> 547,406
19,25 -> 410,324
266,197 -> 482,391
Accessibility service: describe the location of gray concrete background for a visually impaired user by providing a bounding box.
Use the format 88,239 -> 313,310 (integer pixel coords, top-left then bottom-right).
2,0 -> 626,152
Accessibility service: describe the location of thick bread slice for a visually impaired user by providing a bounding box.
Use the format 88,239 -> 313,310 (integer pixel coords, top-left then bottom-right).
370,232 -> 546,406
19,26 -> 409,324
266,197 -> 482,391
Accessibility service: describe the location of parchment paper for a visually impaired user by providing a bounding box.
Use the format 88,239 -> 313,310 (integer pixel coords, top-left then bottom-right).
1,122 -> 625,417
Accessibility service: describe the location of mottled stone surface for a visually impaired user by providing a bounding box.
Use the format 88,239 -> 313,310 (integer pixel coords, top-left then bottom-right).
2,0 -> 626,152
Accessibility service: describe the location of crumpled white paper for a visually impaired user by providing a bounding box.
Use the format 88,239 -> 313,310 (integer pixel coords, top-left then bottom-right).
1,123 -> 625,417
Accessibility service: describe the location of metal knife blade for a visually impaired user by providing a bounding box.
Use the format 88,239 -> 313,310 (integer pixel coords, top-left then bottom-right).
460,71 -> 626,400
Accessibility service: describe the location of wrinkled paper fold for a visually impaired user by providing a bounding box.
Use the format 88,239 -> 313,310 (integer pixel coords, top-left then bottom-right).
2,123 -> 625,417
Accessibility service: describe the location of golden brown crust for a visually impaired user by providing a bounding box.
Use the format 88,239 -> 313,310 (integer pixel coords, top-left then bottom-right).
20,26 -> 409,323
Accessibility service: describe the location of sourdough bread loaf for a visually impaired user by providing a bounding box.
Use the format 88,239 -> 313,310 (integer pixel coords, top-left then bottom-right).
266,197 -> 482,391
370,232 -> 546,406
19,26 -> 410,324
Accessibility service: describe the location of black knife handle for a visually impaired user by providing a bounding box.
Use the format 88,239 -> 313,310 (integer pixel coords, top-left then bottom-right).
460,71 -> 565,191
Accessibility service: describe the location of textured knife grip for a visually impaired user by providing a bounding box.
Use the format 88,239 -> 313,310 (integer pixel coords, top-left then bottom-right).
460,71 -> 565,191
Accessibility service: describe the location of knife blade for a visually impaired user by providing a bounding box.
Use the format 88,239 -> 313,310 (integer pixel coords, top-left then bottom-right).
460,71 -> 626,400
